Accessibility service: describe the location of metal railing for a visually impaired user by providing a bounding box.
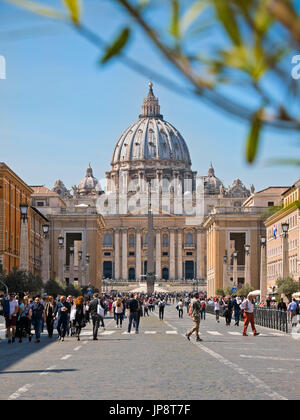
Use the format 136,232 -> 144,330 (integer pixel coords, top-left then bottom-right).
206,305 -> 289,333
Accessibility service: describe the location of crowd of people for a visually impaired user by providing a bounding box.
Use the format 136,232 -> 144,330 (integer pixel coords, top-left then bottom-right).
0,289 -> 299,344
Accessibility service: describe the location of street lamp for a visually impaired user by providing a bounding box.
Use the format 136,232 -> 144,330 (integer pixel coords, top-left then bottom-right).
58,235 -> 64,248
69,246 -> 74,256
42,224 -> 49,238
20,203 -> 28,221
86,254 -> 90,264
223,255 -> 228,264
244,244 -> 250,255
78,250 -> 82,260
260,237 -> 266,247
281,222 -> 289,237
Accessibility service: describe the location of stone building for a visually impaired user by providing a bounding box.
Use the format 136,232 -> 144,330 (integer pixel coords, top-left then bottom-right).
265,180 -> 300,289
31,84 -> 264,292
0,163 -> 48,277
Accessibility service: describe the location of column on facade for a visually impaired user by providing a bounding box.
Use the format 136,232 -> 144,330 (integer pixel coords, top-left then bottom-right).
136,229 -> 142,282
169,229 -> 176,280
196,229 -> 201,280
122,229 -> 128,281
58,238 -> 65,283
177,229 -> 183,280
114,229 -> 120,281
155,229 -> 161,281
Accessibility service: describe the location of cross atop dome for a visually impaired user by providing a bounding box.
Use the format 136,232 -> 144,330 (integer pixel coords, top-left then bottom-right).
139,82 -> 163,119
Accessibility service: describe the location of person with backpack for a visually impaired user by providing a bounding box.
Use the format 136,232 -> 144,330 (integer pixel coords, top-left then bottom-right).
185,293 -> 202,342
158,298 -> 166,320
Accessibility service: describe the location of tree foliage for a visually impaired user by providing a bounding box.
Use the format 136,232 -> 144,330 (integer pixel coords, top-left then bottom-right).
276,276 -> 299,300
216,288 -> 225,297
4,0 -> 300,164
237,283 -> 254,297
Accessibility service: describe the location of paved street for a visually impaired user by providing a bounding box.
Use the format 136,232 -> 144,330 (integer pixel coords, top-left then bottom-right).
0,305 -> 299,400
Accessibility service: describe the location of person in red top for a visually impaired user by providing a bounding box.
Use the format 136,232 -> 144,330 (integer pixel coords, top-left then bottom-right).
240,293 -> 260,337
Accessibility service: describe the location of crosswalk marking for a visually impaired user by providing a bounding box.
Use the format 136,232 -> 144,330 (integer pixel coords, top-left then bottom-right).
144,331 -> 157,334
99,331 -> 115,335
207,331 -> 222,336
166,331 -> 178,335
228,332 -> 241,336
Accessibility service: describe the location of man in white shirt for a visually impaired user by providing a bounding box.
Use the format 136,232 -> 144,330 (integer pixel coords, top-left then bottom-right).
240,293 -> 260,337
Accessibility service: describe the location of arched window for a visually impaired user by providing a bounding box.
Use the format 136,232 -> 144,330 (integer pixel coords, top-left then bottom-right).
103,233 -> 112,246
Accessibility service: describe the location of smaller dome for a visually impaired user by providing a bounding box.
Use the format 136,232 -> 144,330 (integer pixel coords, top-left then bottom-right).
77,164 -> 101,196
204,163 -> 224,195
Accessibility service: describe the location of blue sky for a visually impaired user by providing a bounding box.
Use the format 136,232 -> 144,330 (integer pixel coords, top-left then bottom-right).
0,0 -> 299,192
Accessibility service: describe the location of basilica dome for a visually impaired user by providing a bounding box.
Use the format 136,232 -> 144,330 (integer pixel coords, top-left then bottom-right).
111,83 -> 191,170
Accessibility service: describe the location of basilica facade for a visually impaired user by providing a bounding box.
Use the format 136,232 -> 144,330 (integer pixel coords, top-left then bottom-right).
30,83 -> 260,292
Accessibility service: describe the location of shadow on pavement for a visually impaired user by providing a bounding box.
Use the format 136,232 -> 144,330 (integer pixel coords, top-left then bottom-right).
0,368 -> 77,374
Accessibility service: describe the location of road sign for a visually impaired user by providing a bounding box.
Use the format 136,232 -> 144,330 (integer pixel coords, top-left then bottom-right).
232,287 -> 237,293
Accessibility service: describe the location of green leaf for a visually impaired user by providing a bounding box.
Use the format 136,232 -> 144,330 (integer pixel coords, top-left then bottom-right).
63,0 -> 81,25
212,0 -> 241,46
4,0 -> 63,19
246,111 -> 263,163
169,0 -> 180,40
100,27 -> 131,64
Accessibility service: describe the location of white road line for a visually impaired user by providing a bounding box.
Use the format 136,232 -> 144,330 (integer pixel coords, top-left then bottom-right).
61,354 -> 71,360
228,332 -> 242,336
269,332 -> 285,337
240,355 -> 300,362
8,384 -> 33,400
144,331 -> 157,334
74,346 -> 82,351
99,331 -> 115,335
207,331 -> 222,336
166,331 -> 178,335
40,365 -> 57,376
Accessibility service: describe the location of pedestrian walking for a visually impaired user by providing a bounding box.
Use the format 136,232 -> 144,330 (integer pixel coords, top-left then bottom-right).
29,297 -> 46,343
177,299 -> 184,318
54,296 -> 71,341
288,298 -> 299,327
72,296 -> 85,341
88,293 -> 102,340
4,293 -> 19,344
127,294 -> 139,334
44,296 -> 56,338
84,300 -> 90,324
185,293 -> 202,342
232,295 -> 241,326
214,298 -> 220,323
144,298 -> 150,317
224,298 -> 233,326
16,295 -> 32,343
158,298 -> 165,320
240,293 -> 260,336
115,297 -> 124,328
200,299 -> 206,320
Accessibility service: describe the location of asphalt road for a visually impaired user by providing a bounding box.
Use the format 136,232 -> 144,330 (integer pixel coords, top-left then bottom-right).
0,306 -> 299,400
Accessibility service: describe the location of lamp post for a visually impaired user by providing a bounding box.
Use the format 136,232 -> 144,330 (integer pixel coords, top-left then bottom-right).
223,254 -> 228,288
244,244 -> 251,286
19,203 -> 29,271
41,224 -> 50,284
58,234 -> 64,284
232,251 -> 238,287
86,254 -> 90,287
281,222 -> 289,279
78,250 -> 82,286
260,237 -> 267,302
69,246 -> 74,284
